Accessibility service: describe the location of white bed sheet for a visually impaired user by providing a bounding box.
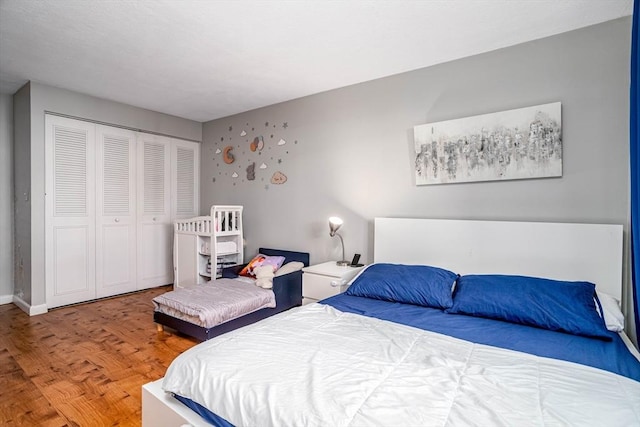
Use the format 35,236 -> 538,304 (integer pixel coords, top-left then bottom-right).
162,304 -> 640,426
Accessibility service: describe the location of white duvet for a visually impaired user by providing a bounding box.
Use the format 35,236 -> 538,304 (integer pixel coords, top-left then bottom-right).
162,304 -> 640,426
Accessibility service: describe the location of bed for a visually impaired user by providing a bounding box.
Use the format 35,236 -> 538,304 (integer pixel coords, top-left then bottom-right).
142,218 -> 640,426
153,248 -> 309,341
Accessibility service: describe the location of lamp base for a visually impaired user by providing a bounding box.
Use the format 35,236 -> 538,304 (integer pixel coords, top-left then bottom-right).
336,260 -> 350,266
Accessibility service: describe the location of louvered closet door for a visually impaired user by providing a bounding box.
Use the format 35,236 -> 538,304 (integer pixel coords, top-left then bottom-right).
171,139 -> 199,287
171,139 -> 199,220
96,125 -> 137,297
137,133 -> 173,289
45,115 -> 96,308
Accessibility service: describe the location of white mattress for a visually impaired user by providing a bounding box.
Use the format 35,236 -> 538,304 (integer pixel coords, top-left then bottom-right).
162,304 -> 640,426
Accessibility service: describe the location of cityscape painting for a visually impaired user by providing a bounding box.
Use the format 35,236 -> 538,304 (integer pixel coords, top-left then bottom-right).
413,102 -> 562,185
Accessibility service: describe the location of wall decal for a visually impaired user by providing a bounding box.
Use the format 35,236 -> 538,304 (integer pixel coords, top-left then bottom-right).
223,146 -> 235,164
250,136 -> 265,152
271,171 -> 287,184
413,102 -> 562,185
246,162 -> 256,180
211,119 -> 298,190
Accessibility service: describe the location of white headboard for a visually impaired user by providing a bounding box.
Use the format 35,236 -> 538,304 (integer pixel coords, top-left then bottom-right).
374,218 -> 623,300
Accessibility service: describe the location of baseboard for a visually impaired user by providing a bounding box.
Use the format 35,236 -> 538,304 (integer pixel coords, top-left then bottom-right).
0,294 -> 13,305
12,295 -> 48,316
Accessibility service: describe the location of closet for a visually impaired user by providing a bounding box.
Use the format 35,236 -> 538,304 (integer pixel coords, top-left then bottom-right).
45,115 -> 199,308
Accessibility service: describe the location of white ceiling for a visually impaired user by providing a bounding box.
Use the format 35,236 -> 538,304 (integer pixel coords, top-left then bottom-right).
0,0 -> 633,123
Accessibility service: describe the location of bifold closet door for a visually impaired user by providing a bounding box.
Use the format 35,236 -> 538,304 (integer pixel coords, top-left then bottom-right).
95,125 -> 137,298
171,139 -> 199,287
171,138 -> 199,221
137,133 -> 173,289
45,115 -> 96,308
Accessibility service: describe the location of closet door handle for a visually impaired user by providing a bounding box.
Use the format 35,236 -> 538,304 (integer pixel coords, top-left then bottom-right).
152,217 -> 157,222
114,218 -> 120,223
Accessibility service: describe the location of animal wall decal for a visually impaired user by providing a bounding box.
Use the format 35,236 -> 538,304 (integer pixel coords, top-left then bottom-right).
271,171 -> 287,184
246,162 -> 256,181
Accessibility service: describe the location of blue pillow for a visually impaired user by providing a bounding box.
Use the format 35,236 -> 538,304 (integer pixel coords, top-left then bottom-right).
447,274 -> 612,340
345,263 -> 458,309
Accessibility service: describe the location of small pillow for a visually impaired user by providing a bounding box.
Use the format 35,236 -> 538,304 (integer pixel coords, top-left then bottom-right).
239,254 -> 286,277
345,263 -> 458,309
275,261 -> 305,277
447,274 -> 611,340
596,291 -> 625,332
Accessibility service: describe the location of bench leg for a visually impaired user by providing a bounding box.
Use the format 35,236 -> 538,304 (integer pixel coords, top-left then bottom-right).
156,323 -> 164,333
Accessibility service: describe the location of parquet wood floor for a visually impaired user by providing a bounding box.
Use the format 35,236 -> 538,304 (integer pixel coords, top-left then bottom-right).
0,286 -> 198,427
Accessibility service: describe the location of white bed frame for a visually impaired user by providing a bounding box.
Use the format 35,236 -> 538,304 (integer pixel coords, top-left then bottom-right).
142,218 -> 625,426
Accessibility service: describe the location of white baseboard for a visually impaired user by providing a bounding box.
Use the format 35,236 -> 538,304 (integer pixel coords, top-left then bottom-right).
0,294 -> 13,305
12,295 -> 48,316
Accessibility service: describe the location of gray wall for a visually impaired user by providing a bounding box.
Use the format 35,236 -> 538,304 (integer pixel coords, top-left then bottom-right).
202,18 -> 634,336
17,82 -> 202,307
0,94 -> 14,302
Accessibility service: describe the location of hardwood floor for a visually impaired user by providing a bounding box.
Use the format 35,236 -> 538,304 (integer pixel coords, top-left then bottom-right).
0,286 -> 198,427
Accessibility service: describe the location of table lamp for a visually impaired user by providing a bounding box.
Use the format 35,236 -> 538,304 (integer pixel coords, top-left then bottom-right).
329,216 -> 349,266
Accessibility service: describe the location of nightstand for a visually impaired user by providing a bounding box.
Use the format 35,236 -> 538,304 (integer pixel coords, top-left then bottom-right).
302,261 -> 365,305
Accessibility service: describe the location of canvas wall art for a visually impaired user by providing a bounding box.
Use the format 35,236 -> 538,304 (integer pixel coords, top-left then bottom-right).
413,102 -> 562,185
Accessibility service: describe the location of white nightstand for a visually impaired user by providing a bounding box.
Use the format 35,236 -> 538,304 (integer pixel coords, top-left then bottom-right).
302,261 -> 365,305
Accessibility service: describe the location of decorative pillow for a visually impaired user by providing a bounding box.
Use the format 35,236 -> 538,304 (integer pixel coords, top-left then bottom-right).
447,274 -> 612,340
596,291 -> 625,332
274,261 -> 305,277
239,254 -> 286,277
345,263 -> 458,309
